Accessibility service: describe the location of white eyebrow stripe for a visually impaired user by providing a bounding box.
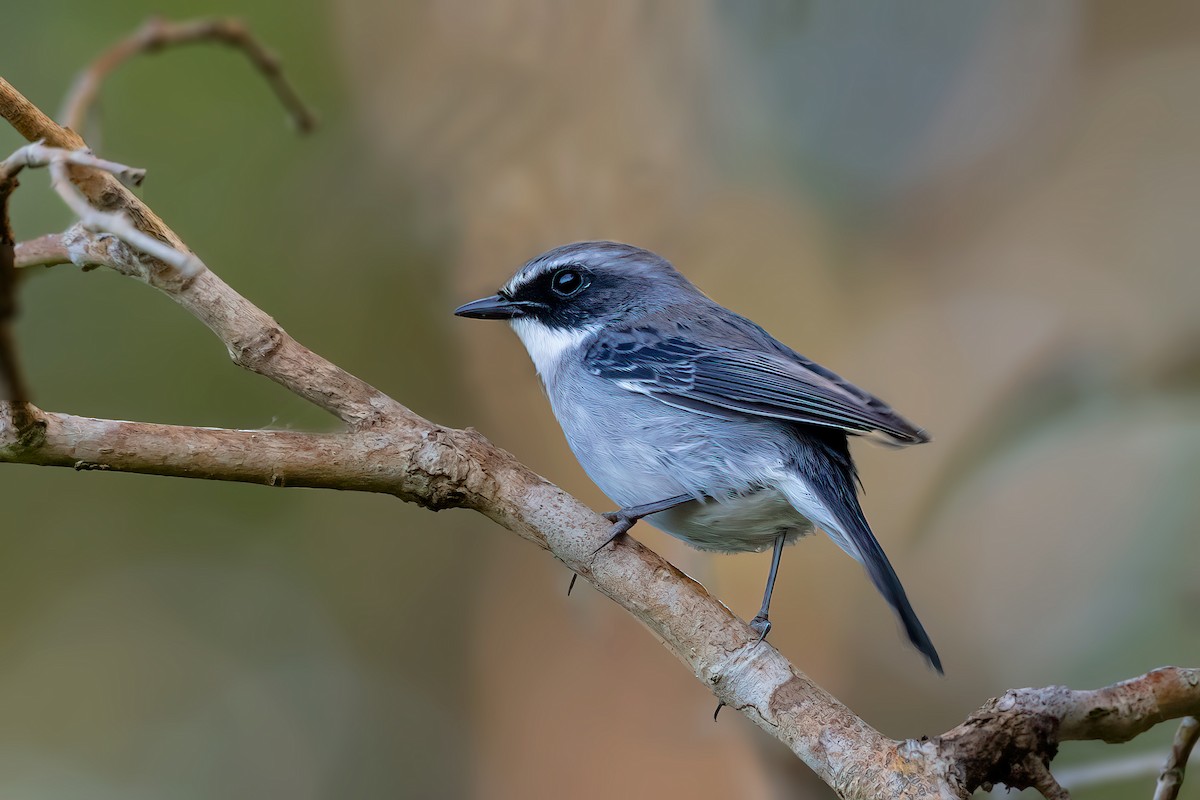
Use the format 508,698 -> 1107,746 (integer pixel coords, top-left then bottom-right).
501,257 -> 575,296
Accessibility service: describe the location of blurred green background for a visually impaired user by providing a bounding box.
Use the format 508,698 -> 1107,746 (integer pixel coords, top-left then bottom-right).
2,2 -> 1198,798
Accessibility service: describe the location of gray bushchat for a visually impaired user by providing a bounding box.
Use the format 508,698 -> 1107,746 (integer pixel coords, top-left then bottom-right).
454,241 -> 941,673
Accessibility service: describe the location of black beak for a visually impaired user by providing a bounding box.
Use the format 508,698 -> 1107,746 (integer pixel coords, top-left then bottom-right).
453,294 -> 530,320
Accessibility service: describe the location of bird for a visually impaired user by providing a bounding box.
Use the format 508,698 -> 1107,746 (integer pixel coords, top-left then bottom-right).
454,241 -> 941,673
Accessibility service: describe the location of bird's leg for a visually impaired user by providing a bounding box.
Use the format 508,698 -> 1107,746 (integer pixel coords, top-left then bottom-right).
749,534 -> 786,642
590,493 -> 695,556
571,494 -> 696,592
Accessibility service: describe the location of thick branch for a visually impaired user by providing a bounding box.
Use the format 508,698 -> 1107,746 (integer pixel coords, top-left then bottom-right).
0,407 -> 425,493
935,668 -> 1200,796
0,400 -> 910,797
1061,670 -> 1200,743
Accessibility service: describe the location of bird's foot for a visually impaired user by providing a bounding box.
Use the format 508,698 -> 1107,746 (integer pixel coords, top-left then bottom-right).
593,495 -> 693,557
591,516 -> 635,556
749,614 -> 772,644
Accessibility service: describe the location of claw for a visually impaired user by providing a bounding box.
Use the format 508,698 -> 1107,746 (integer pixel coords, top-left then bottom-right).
591,494 -> 694,557
591,517 -> 633,556
749,614 -> 772,644
748,534 -> 784,645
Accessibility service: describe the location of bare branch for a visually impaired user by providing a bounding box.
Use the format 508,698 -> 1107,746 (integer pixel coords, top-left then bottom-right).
0,400 -> 915,796
0,142 -> 200,278
0,75 -> 190,290
0,407 -> 425,493
1,140 -> 145,186
0,76 -> 383,426
0,77 -> 86,149
0,137 -> 33,427
16,227 -> 143,273
61,15 -> 317,134
1060,670 -> 1200,744
1155,717 -> 1199,800
937,668 -> 1200,796
14,233 -> 71,269
48,159 -> 201,277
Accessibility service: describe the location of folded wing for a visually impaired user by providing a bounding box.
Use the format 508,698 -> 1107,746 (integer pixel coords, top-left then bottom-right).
584,325 -> 929,446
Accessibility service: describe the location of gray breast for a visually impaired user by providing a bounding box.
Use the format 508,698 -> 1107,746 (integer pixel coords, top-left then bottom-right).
545,363 -> 815,553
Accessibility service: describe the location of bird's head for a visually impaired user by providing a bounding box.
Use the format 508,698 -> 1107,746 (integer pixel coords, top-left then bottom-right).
454,241 -> 699,375
455,241 -> 697,326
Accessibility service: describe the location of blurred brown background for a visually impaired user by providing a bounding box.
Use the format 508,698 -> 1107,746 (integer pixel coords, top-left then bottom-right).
2,2 -> 1198,798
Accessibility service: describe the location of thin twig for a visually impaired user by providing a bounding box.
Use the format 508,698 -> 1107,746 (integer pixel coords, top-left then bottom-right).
0,140 -> 144,187
1155,717 -> 1199,800
48,160 -> 201,277
0,143 -> 33,427
1047,745 -> 1200,792
15,227 -> 137,273
0,141 -> 201,279
13,233 -> 70,269
0,77 -> 191,294
3,76 -> 394,426
61,15 -> 317,134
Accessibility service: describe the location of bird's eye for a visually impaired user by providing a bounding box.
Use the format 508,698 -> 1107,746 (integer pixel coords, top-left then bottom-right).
550,268 -> 589,297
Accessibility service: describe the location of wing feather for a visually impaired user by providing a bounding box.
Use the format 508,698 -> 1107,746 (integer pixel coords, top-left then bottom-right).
586,326 -> 929,446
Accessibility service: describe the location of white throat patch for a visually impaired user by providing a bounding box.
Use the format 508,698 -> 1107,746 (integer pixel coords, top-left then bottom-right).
510,318 -> 597,381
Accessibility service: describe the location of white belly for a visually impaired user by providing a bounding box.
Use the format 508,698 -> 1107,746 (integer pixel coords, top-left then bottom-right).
648,488 -> 815,553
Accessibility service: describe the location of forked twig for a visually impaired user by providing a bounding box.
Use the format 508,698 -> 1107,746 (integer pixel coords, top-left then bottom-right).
61,15 -> 317,134
1,140 -> 144,186
0,141 -> 201,278
1155,717 -> 1199,800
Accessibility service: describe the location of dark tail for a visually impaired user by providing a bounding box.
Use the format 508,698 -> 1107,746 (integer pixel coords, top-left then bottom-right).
840,505 -> 943,674
794,431 -> 943,673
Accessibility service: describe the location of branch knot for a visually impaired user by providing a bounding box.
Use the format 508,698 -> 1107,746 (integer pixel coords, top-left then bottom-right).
229,324 -> 285,368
